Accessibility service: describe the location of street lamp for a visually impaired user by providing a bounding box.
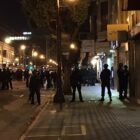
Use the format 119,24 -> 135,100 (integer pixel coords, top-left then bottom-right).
54,0 -> 77,103
20,45 -> 26,68
40,54 -> 45,65
15,57 -> 19,65
70,43 -> 76,50
15,57 -> 19,62
40,54 -> 45,59
53,0 -> 64,103
32,51 -> 38,66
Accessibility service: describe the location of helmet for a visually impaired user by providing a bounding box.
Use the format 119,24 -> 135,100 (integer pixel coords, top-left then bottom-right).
104,64 -> 108,68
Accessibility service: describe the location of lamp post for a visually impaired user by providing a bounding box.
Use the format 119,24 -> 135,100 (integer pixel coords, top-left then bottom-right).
39,54 -> 45,65
53,0 -> 65,103
20,45 -> 26,68
54,0 -> 77,103
32,51 -> 38,66
15,57 -> 19,65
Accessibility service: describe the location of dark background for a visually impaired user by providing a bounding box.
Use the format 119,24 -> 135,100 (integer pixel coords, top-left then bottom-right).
0,0 -> 30,38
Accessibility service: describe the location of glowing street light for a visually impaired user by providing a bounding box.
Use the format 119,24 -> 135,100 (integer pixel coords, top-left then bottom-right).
20,45 -> 26,50
20,45 -> 26,67
70,43 -> 76,49
32,51 -> 38,66
5,37 -> 11,44
15,57 -> 19,62
33,51 -> 38,57
40,54 -> 45,59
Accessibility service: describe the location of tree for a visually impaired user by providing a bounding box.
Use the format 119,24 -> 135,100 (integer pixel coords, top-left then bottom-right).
21,0 -> 90,95
21,0 -> 90,42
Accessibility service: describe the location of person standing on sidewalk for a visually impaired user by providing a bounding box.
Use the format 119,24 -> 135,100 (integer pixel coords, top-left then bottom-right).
24,69 -> 30,87
117,63 -> 124,100
29,70 -> 41,105
6,68 -> 13,89
123,65 -> 129,99
100,64 -> 112,102
70,65 -> 84,102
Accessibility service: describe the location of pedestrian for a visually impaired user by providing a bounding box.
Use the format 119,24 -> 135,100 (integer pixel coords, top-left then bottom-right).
70,65 -> 84,102
117,63 -> 124,99
24,68 -> 30,87
111,66 -> 114,89
50,70 -> 57,89
1,68 -> 7,90
39,69 -> 45,88
29,70 -> 41,105
44,69 -> 52,89
123,65 -> 129,99
100,64 -> 112,102
7,68 -> 13,89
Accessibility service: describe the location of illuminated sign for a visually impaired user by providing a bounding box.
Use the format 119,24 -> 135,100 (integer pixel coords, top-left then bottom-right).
7,36 -> 30,41
23,32 -> 32,35
107,24 -> 129,41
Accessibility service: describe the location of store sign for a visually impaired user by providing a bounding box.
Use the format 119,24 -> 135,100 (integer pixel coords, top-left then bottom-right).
107,24 -> 129,41
8,36 -> 30,41
81,40 -> 94,53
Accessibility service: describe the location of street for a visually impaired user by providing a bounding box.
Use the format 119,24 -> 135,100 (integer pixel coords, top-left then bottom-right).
0,80 -> 53,140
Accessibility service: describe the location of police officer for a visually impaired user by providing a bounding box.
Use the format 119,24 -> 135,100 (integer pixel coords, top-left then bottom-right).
70,65 -> 84,102
117,63 -> 124,99
29,70 -> 41,105
123,65 -> 129,99
100,64 -> 112,102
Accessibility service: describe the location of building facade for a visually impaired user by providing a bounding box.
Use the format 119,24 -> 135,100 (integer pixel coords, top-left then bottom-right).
107,0 -> 140,103
0,41 -> 14,68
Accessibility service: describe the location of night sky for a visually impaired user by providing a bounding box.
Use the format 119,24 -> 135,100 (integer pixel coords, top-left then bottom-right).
0,0 -> 30,36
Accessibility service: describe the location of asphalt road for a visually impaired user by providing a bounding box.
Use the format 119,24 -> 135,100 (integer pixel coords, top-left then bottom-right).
0,80 -> 53,140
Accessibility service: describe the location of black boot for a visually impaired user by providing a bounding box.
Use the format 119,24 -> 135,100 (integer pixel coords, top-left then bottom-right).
99,98 -> 104,101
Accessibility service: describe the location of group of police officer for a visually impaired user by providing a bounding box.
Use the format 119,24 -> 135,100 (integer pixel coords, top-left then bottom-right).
70,63 -> 129,103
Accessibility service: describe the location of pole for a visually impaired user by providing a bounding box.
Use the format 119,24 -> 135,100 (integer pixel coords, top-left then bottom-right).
1,43 -> 4,68
23,50 -> 25,68
53,0 -> 65,103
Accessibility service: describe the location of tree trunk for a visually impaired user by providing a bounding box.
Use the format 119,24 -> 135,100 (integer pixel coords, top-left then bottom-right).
62,65 -> 72,95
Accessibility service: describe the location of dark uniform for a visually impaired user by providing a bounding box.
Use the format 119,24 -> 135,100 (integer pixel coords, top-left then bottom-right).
7,68 -> 13,89
117,63 -> 124,99
100,64 -> 112,102
123,65 -> 129,99
29,70 -> 41,105
70,67 -> 83,102
24,69 -> 30,87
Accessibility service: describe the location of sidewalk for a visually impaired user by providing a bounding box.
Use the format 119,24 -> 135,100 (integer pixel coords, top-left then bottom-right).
20,84 -> 140,140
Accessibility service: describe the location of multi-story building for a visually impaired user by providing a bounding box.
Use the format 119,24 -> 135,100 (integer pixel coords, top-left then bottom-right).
122,0 -> 140,103
80,0 -> 110,80
105,0 -> 140,103
0,41 -> 14,68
